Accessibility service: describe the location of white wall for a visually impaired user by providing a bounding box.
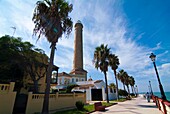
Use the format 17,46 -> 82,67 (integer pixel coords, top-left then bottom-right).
108,88 -> 117,100
57,76 -> 86,86
86,87 -> 91,101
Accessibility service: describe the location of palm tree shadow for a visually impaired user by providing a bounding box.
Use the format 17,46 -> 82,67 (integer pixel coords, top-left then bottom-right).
138,105 -> 157,108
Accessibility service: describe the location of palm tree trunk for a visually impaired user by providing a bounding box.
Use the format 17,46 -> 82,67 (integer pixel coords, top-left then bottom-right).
133,86 -> 136,95
123,83 -> 126,91
126,85 -> 130,95
104,71 -> 109,103
42,43 -> 56,114
114,70 -> 119,100
131,86 -> 134,94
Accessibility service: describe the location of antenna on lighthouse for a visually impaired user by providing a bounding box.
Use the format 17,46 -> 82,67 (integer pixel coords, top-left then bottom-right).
11,26 -> 16,37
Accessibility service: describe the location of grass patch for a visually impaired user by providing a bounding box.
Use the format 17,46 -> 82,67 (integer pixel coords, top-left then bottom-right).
53,109 -> 86,114
53,104 -> 94,114
104,98 -> 127,104
84,104 -> 94,112
117,98 -> 127,102
53,99 -> 127,114
53,102 -> 114,114
101,102 -> 114,107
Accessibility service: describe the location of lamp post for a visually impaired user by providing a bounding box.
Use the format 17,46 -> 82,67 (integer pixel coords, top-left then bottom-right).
135,85 -> 138,97
148,85 -> 151,93
149,81 -> 153,95
149,53 -> 166,100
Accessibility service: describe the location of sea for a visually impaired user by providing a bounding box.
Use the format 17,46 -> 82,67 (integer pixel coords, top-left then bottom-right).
140,92 -> 170,101
153,92 -> 170,101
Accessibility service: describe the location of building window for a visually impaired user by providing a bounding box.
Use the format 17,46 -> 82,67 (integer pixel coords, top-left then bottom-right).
82,79 -> 84,81
114,89 -> 116,93
64,78 -> 70,84
76,78 -> 78,82
72,78 -> 74,82
110,88 -> 113,93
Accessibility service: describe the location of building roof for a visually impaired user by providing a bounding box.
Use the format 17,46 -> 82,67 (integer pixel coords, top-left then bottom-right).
74,84 -> 94,89
94,80 -> 103,83
52,65 -> 59,71
70,68 -> 87,75
58,72 -> 72,77
75,80 -> 104,88
76,80 -> 103,84
58,71 -> 86,78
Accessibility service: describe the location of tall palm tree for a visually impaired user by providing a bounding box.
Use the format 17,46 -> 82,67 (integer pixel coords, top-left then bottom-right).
124,72 -> 130,94
32,0 -> 73,113
109,54 -> 119,100
129,76 -> 135,94
93,44 -> 110,103
117,69 -> 126,91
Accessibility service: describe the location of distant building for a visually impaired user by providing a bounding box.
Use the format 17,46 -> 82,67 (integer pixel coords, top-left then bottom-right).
72,79 -> 117,101
53,72 -> 86,89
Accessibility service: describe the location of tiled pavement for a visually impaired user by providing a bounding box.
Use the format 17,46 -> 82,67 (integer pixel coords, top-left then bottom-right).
91,95 -> 161,114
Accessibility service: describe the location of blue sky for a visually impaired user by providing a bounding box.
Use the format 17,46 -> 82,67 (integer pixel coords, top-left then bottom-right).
0,0 -> 170,93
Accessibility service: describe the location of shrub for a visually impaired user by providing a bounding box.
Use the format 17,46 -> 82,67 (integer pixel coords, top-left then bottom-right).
126,95 -> 132,100
75,101 -> 84,110
118,89 -> 128,96
130,93 -> 135,96
66,84 -> 78,93
74,91 -> 84,93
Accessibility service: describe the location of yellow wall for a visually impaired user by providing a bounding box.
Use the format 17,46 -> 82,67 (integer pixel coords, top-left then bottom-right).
0,82 -> 16,114
0,82 -> 86,114
26,92 -> 86,114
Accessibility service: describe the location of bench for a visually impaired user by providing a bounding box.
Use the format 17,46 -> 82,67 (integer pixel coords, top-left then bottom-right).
94,102 -> 105,111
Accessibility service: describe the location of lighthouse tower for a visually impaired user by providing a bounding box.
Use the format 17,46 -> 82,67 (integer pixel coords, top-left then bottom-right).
70,20 -> 87,80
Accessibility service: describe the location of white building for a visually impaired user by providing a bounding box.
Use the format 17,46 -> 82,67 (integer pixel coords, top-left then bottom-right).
72,79 -> 117,101
52,72 -> 86,89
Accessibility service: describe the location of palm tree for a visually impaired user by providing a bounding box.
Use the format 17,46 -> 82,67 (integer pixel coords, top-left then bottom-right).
117,69 -> 126,91
93,44 -> 110,103
32,0 -> 73,113
129,76 -> 135,94
109,54 -> 119,100
124,72 -> 130,94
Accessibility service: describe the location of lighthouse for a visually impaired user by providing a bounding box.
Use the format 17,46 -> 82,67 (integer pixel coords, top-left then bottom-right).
70,20 -> 87,80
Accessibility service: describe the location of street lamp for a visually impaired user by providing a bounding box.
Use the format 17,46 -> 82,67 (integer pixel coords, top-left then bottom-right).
149,81 -> 153,95
135,85 -> 138,96
148,85 -> 151,95
149,53 -> 166,100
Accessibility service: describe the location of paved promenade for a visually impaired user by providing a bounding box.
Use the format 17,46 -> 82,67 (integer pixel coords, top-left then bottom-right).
91,95 -> 161,114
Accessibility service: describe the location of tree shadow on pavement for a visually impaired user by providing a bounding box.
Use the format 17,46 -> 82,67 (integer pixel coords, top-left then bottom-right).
138,105 -> 157,108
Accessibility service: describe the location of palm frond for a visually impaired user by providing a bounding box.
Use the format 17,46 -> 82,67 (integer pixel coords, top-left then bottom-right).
32,0 -> 73,43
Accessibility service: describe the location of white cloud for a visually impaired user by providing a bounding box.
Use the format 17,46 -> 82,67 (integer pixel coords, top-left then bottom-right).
0,0 -> 36,43
158,63 -> 170,77
55,46 -> 74,70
